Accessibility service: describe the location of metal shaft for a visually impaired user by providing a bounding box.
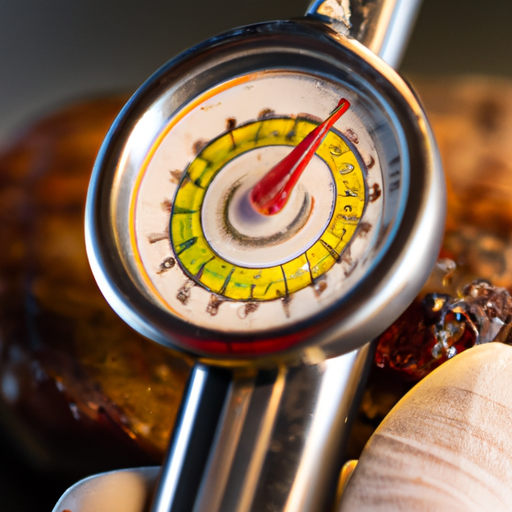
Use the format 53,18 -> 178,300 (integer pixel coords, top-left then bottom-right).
306,0 -> 423,68
150,343 -> 371,512
150,365 -> 231,512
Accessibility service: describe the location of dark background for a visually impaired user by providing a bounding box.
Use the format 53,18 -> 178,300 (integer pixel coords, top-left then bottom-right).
0,0 -> 511,510
2,0 -> 512,144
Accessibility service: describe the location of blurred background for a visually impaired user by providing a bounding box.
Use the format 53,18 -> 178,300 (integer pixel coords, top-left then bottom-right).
2,0 -> 512,145
0,0 -> 512,510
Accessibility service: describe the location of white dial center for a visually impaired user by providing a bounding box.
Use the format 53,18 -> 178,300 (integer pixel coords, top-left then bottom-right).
202,146 -> 335,268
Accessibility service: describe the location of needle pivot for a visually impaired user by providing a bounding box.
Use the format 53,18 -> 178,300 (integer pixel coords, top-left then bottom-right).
250,98 -> 350,216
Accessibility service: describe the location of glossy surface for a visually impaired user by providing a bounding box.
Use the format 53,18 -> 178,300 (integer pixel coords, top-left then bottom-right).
86,20 -> 444,360
131,70 -> 380,334
376,279 -> 512,379
249,98 -> 350,215
373,76 -> 512,380
306,0 -> 423,67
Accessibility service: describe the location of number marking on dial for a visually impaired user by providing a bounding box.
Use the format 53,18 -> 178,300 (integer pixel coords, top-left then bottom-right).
171,116 -> 366,301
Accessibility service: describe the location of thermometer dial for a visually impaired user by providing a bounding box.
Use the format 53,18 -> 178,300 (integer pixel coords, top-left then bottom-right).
135,71 -> 378,333
86,21 -> 444,361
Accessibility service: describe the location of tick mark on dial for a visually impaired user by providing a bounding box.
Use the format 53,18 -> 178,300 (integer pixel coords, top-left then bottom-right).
169,170 -> 183,184
305,253 -> 314,284
193,139 -> 208,155
286,118 -> 299,140
195,256 -> 215,280
157,257 -> 175,274
344,261 -> 359,277
238,302 -> 259,319
206,295 -> 224,316
176,237 -> 198,255
281,294 -> 292,318
344,129 -> 359,144
161,199 -> 173,212
280,266 -> 290,296
219,267 -> 235,295
173,206 -> 199,214
369,183 -> 381,202
320,240 -> 342,263
389,155 -> 400,166
148,226 -> 169,244
177,280 -> 195,305
313,279 -> 328,297
226,118 -> 237,148
389,180 -> 400,192
342,247 -> 352,265
356,222 -> 372,238
258,108 -> 275,120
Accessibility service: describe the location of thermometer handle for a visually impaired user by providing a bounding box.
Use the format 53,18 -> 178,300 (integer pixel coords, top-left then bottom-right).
150,344 -> 372,512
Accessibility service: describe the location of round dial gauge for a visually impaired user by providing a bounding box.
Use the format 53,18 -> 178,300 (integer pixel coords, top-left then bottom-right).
86,21 -> 444,362
135,71 -> 380,332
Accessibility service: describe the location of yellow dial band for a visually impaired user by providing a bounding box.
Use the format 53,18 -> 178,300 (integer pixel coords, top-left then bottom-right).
171,116 -> 366,301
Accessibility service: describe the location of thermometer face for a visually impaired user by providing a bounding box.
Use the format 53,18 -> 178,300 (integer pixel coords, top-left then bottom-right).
134,71 -> 383,332
86,21 -> 443,360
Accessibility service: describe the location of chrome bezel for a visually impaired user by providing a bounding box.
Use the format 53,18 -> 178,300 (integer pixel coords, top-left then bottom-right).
85,19 -> 445,366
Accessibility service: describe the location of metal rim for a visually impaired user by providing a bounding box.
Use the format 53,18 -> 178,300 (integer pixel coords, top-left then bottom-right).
85,19 -> 445,365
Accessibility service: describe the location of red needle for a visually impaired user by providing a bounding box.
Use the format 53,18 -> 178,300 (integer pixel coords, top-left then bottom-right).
250,98 -> 350,216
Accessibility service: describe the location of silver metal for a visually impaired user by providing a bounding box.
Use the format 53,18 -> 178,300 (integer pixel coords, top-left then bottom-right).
177,344 -> 370,512
306,0 -> 423,68
77,5 -> 445,512
85,20 -> 444,365
151,366 -> 209,512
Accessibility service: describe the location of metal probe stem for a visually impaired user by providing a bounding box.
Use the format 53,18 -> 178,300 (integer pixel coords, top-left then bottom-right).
150,343 -> 372,512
